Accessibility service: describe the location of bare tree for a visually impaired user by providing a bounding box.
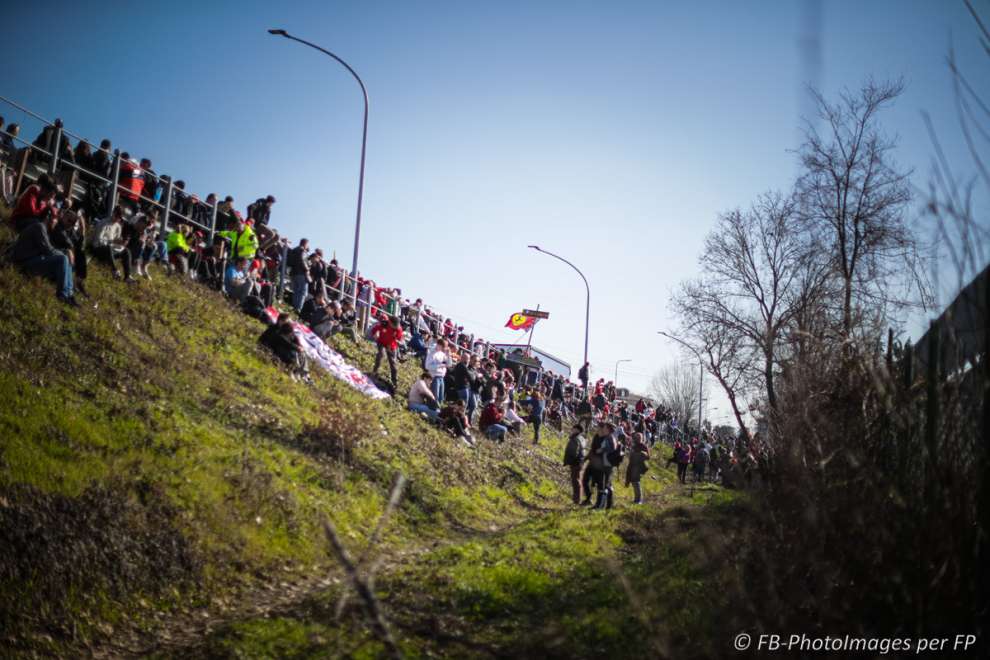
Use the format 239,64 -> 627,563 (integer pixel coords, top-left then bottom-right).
797,78 -> 931,339
675,191 -> 804,414
650,362 -> 707,431
671,287 -> 755,440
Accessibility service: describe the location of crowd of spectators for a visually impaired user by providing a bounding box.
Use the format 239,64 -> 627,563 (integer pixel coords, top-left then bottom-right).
1,115 -> 765,511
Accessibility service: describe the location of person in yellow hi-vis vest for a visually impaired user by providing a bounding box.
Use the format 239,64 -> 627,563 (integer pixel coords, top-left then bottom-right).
226,216 -> 259,260
166,223 -> 193,275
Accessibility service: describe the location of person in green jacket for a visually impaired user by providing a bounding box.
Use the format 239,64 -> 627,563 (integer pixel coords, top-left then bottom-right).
230,218 -> 259,260
165,223 -> 192,275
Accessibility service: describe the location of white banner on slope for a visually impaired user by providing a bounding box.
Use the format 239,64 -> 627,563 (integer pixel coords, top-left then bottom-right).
263,306 -> 390,399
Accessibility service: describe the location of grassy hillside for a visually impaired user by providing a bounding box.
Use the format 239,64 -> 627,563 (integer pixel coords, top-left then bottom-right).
0,230 -> 740,658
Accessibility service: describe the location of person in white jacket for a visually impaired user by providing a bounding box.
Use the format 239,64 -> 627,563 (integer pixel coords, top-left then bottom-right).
425,338 -> 451,404
89,206 -> 134,281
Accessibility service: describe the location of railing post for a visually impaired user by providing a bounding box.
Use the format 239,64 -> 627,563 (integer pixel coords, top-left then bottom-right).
14,148 -> 30,197
208,199 -> 219,243
159,178 -> 174,238
277,242 -> 289,302
107,151 -> 122,218
49,126 -> 63,175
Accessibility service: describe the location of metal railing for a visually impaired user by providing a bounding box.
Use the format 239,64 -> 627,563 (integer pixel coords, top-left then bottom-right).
0,95 -> 509,368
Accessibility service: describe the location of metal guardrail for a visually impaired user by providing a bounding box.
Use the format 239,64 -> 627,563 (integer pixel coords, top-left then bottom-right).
1,95 -> 506,365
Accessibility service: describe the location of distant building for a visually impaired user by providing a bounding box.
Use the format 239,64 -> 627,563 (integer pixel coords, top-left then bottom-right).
490,344 -> 571,379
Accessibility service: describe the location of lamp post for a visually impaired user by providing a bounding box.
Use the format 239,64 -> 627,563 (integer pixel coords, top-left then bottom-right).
658,330 -> 704,434
268,29 -> 368,284
614,359 -> 632,388
528,245 -> 590,392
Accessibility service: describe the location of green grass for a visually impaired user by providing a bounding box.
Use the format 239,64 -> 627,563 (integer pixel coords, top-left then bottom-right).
0,226 -> 740,658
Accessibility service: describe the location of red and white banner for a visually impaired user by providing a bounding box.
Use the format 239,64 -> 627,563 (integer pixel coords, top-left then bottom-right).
265,307 -> 390,400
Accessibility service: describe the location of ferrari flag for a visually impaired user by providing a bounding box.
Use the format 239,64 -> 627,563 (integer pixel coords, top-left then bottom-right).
505,312 -> 537,331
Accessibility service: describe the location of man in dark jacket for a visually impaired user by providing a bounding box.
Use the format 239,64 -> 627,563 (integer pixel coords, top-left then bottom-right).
259,313 -> 307,377
287,238 -> 310,312
10,213 -> 77,305
578,361 -> 590,393
563,424 -> 588,504
589,421 -> 618,510
247,195 -> 276,226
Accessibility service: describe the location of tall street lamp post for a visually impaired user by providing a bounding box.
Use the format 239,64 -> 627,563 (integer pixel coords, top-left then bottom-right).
528,245 -> 590,392
268,29 -> 368,286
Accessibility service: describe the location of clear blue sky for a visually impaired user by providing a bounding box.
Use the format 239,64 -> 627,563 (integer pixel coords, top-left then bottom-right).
3,1 -> 984,425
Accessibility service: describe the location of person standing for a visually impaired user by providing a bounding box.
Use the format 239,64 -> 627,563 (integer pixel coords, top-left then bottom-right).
578,361 -> 590,393
590,421 -> 621,510
625,432 -> 651,504
563,424 -> 588,505
520,390 -> 546,444
425,338 -> 451,404
371,315 -> 403,391
450,351 -> 474,418
287,238 -> 310,312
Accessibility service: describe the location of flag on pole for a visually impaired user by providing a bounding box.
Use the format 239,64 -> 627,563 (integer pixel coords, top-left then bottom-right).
505,312 -> 537,331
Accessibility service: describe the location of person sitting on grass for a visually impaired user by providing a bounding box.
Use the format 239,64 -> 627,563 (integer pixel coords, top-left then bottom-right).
338,299 -> 358,336
408,371 -> 440,420
502,397 -> 525,435
479,399 -> 508,442
165,223 -> 193,275
50,208 -> 88,296
259,312 -> 309,381
224,257 -> 255,303
625,432 -> 651,505
301,289 -> 337,339
9,211 -> 77,306
439,399 -> 474,446
10,174 -> 59,233
371,315 -> 403,392
89,206 -> 135,282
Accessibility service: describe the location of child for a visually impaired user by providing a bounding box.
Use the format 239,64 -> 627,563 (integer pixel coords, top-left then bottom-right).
625,432 -> 651,504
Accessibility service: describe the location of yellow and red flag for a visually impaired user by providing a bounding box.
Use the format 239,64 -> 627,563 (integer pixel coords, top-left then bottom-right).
505,312 -> 537,331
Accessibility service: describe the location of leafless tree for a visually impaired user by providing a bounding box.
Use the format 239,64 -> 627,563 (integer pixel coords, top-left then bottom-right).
797,78 -> 932,340
671,287 -> 755,439
649,362 -> 707,431
674,192 -> 804,415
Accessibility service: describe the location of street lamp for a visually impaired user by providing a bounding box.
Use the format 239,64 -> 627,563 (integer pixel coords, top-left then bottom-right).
658,330 -> 704,434
614,359 -> 632,388
268,29 -> 369,285
528,245 -> 590,392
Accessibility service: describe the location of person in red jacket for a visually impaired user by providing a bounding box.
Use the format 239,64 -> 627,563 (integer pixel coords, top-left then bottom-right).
10,174 -> 59,232
371,315 -> 403,391
479,400 -> 508,442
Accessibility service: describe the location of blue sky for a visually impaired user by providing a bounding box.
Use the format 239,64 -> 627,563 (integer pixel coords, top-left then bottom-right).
3,1 -> 985,425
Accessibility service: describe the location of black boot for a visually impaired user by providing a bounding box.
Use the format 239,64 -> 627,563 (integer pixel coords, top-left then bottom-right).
605,489 -> 614,510
591,490 -> 606,510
